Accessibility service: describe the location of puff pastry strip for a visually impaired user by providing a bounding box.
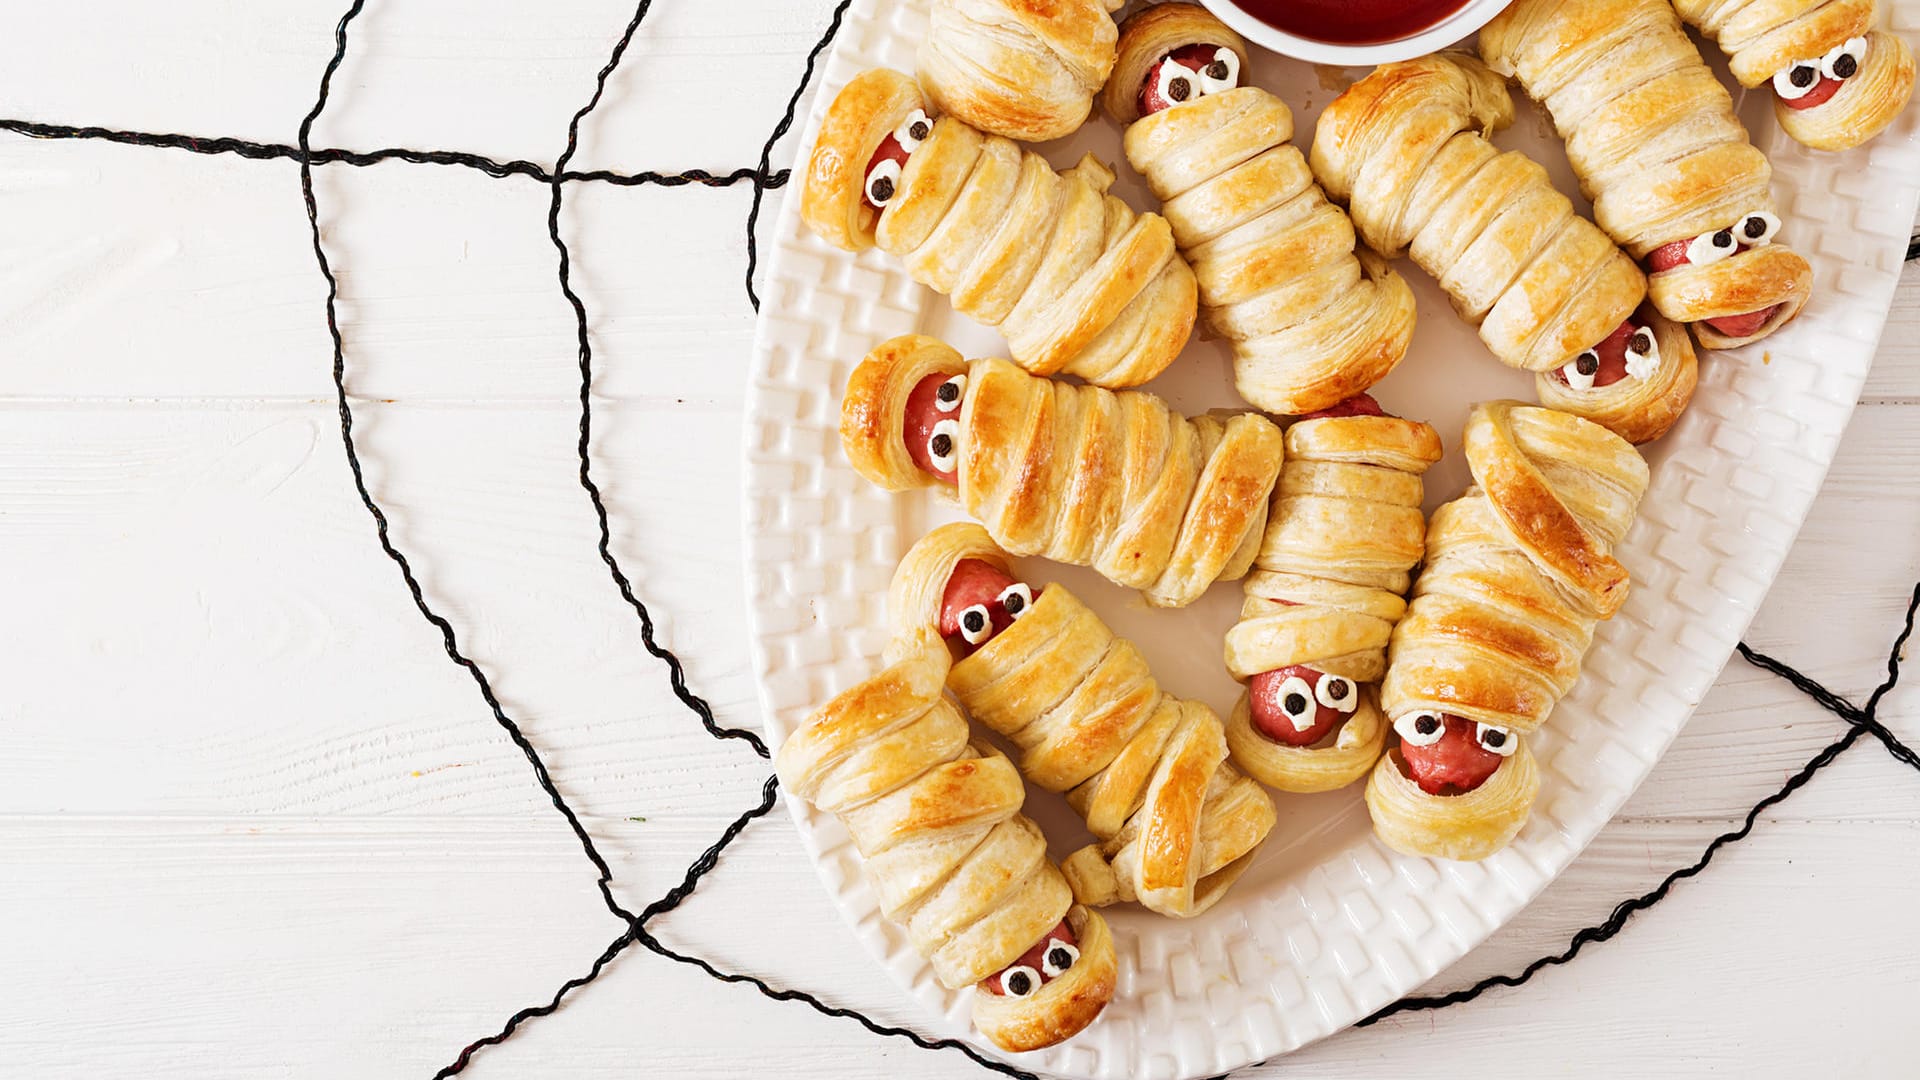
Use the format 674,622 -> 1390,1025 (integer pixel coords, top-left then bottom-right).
774,642 -> 1117,1051
1223,403 -> 1443,793
801,68 -> 1196,388
919,0 -> 1123,142
890,523 -> 1277,918
1310,53 -> 1695,444
1673,0 -> 1915,152
1480,0 -> 1815,350
1100,3 -> 1416,415
841,334 -> 1284,608
1369,402 -> 1648,861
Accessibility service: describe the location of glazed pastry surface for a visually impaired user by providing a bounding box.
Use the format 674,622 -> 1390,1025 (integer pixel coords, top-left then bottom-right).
919,0 -> 1124,142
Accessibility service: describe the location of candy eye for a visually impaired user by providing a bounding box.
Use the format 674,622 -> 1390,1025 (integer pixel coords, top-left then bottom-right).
928,418 -> 959,473
1198,47 -> 1239,95
934,374 -> 966,413
1040,939 -> 1078,977
1275,675 -> 1317,732
1822,36 -> 1867,81
1561,349 -> 1599,391
957,604 -> 992,646
1394,711 -> 1446,747
894,109 -> 933,153
1685,228 -> 1737,266
1314,674 -> 1357,714
1622,327 -> 1660,381
1773,59 -> 1822,99
865,158 -> 902,208
1737,210 -> 1780,246
997,582 -> 1032,620
1154,61 -> 1199,106
999,965 -> 1040,997
1474,722 -> 1518,757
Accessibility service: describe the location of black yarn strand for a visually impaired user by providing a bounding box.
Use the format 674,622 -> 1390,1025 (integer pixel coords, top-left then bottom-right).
744,0 -> 852,312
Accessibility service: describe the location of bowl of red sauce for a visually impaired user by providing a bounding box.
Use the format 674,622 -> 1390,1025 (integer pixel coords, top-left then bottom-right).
1199,0 -> 1515,65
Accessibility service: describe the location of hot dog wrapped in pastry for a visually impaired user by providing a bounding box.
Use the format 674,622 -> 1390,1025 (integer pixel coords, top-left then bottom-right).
802,68 -> 1197,389
1480,0 -> 1817,351
842,334 -> 1284,608
1100,3 -> 1417,415
919,0 -> 1123,142
1222,395 -> 1443,793
1671,0 -> 1915,152
774,641 -> 1117,1051
888,523 -> 1277,918
1310,54 -> 1697,444
1368,402 -> 1649,861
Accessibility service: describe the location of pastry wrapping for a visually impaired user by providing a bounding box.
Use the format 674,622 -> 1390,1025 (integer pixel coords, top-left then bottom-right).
1672,0 -> 1916,152
842,334 -> 1284,608
1102,2 -> 1417,415
774,642 -> 1117,1051
890,523 -> 1277,918
1223,406 -> 1443,793
1368,402 -> 1649,860
1480,0 -> 1816,350
801,68 -> 1197,388
1310,54 -> 1696,444
919,0 -> 1124,142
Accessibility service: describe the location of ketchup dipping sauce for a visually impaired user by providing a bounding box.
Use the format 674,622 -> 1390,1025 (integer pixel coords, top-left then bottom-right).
1232,0 -> 1473,45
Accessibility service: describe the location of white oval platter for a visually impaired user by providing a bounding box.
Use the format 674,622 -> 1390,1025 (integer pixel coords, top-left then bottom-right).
741,2 -> 1920,1077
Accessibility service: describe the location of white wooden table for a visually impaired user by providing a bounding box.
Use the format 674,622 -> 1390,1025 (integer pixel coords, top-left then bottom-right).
3,2 -> 1916,1077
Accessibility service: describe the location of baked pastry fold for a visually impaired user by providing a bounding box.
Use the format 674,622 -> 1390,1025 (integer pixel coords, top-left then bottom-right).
919,0 -> 1123,142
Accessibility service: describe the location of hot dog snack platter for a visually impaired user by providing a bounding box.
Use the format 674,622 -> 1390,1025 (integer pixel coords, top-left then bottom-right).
741,1 -> 1920,1076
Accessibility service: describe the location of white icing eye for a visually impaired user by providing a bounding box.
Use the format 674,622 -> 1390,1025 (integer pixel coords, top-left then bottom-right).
893,109 -> 933,153
1040,939 -> 1078,977
957,604 -> 992,646
1275,675 -> 1317,733
934,374 -> 965,413
1314,674 -> 1357,714
1153,61 -> 1200,107
928,418 -> 959,473
1474,722 -> 1518,757
1822,36 -> 1867,81
1394,711 -> 1446,747
997,582 -> 1032,621
1737,210 -> 1780,247
864,158 -> 902,208
999,965 -> 1040,997
1774,59 -> 1822,99
1561,350 -> 1599,391
1198,47 -> 1239,95
1685,228 -> 1737,266
1622,327 -> 1660,382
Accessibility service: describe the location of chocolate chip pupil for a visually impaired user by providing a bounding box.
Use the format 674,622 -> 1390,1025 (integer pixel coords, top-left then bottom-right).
1576,353 -> 1599,376
1631,332 -> 1652,354
1049,948 -> 1071,969
1792,65 -> 1817,86
1415,716 -> 1439,735
1484,729 -> 1506,747
937,382 -> 959,402
911,121 -> 930,139
1326,680 -> 1348,700
1834,54 -> 1857,78
929,432 -> 952,457
869,176 -> 894,203
1169,76 -> 1190,101
964,610 -> 985,632
1206,60 -> 1228,79
1285,693 -> 1308,714
1744,217 -> 1766,238
1008,971 -> 1031,995
1713,229 -> 1733,248
1005,593 -> 1023,613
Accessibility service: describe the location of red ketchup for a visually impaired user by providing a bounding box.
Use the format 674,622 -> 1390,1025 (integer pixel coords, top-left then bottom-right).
903,373 -> 961,483
939,558 -> 1031,653
1780,76 -> 1844,110
1399,714 -> 1504,795
1551,320 -> 1635,388
979,920 -> 1078,996
1248,665 -> 1349,746
1233,0 -> 1472,45
1138,43 -> 1233,116
861,132 -> 912,210
1299,392 -> 1388,419
1643,239 -> 1783,337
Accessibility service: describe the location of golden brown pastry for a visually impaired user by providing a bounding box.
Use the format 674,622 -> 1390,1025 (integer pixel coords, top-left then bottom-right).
774,641 -> 1117,1051
1310,54 -> 1695,444
1222,396 -> 1443,793
1480,0 -> 1817,351
841,334 -> 1284,608
1100,3 -> 1416,415
888,522 -> 1277,918
919,0 -> 1124,142
801,67 -> 1196,388
1368,402 -> 1649,861
1673,0 -> 1915,152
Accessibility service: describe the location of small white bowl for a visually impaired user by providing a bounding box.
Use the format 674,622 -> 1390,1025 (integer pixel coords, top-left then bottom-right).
1197,0 -> 1514,67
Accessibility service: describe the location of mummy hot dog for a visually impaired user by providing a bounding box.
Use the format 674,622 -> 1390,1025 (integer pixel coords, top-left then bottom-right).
890,523 -> 1278,918
919,0 -> 1124,142
1099,3 -> 1418,416
1222,395 -> 1444,793
775,641 -> 1116,1050
801,68 -> 1197,389
1673,0 -> 1916,152
1368,402 -> 1649,861
841,334 -> 1285,609
1480,0 -> 1816,352
1310,53 -> 1699,444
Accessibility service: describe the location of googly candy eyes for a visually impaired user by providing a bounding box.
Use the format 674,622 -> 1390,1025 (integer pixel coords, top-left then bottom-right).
1275,675 -> 1317,732
1394,711 -> 1446,747
957,603 -> 992,646
1738,210 -> 1781,247
997,582 -> 1032,620
999,965 -> 1040,997
1622,327 -> 1660,382
1474,722 -> 1518,757
865,158 -> 902,208
1040,938 -> 1078,977
1561,348 -> 1600,390
927,418 -> 959,473
893,109 -> 932,153
1314,674 -> 1357,714
1685,227 -> 1738,266
1198,47 -> 1239,95
1774,59 -> 1822,99
1154,61 -> 1200,106
934,374 -> 965,413
1822,37 -> 1867,81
